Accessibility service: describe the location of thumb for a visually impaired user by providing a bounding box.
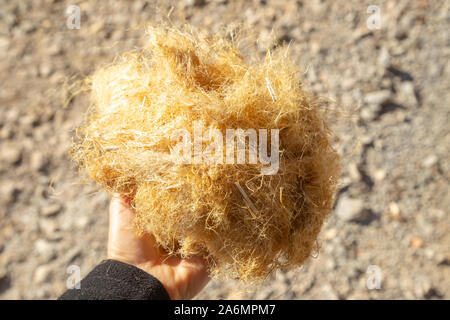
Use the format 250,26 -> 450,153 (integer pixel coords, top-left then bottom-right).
108,194 -> 136,246
107,194 -> 155,264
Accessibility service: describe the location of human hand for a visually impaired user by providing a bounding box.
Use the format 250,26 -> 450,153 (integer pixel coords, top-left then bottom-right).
107,194 -> 210,300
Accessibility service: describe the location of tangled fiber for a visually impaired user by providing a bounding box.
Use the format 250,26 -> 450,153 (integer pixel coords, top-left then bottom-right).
70,25 -> 340,282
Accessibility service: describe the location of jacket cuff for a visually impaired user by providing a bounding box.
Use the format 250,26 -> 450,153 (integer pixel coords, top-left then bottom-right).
59,259 -> 171,300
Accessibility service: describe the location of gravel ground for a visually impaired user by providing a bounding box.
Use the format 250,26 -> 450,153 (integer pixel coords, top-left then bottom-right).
0,0 -> 448,299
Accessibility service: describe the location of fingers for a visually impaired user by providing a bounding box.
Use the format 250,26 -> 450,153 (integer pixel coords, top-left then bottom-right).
109,194 -> 135,241
108,193 -> 161,265
109,193 -> 132,215
182,255 -> 211,299
108,193 -> 211,300
108,193 -> 141,262
184,255 -> 209,273
183,255 -> 211,286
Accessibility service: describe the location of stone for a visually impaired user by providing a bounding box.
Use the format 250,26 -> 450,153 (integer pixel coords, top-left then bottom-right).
39,218 -> 61,238
378,48 -> 391,68
63,245 -> 82,264
398,82 -> 418,107
436,254 -> 450,266
0,125 -> 14,140
373,169 -> 386,181
364,90 -> 392,106
319,283 -> 338,300
34,239 -> 55,260
75,215 -> 90,229
89,21 -> 105,34
348,162 -> 361,181
335,196 -> 364,221
183,0 -> 206,7
0,36 -> 10,54
411,237 -> 424,249
39,62 -> 53,77
413,275 -> 438,298
335,196 -> 375,224
0,269 -> 11,293
40,203 -> 62,217
0,181 -> 21,204
30,152 -> 48,172
1,146 -> 22,165
421,154 -> 438,168
323,228 -> 338,240
254,286 -> 274,299
310,41 -> 322,54
33,265 -> 52,284
360,104 -> 381,121
388,202 -> 401,220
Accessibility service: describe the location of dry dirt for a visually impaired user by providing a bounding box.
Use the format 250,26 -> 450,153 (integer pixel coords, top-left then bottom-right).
0,0 -> 448,299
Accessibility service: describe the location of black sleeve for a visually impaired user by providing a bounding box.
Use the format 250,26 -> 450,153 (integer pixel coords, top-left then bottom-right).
58,259 -> 171,300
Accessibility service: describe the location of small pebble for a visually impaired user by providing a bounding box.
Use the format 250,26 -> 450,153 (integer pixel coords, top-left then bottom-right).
40,203 -> 62,217
411,237 -> 424,250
